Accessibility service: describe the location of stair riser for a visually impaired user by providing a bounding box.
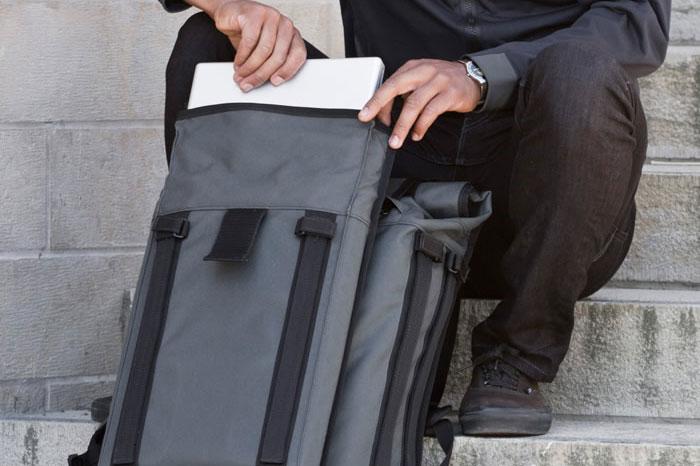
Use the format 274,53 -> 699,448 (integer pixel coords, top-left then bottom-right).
615,170 -> 700,285
641,47 -> 700,161
0,418 -> 95,466
442,300 -> 700,419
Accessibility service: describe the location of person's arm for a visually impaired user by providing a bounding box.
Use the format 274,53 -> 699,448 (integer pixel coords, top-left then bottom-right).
469,0 -> 671,111
359,0 -> 671,149
159,0 -> 308,91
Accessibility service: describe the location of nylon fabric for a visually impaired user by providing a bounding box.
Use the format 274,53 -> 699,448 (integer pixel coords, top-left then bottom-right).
162,108 -> 386,224
99,228 -> 158,466
112,212 -> 189,465
322,181 -> 492,466
99,105 -> 392,466
258,213 -> 336,465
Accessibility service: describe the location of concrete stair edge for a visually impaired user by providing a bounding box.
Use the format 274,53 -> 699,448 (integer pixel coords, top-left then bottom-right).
1,413 -> 699,466
425,415 -> 700,466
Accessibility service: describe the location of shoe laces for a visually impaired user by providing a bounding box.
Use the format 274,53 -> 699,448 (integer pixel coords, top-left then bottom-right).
473,345 -> 523,391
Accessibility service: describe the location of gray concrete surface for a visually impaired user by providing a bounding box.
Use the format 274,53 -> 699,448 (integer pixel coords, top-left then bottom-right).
0,0 -> 343,123
0,256 -> 140,380
1,414 -> 698,466
425,416 -> 700,466
442,290 -> 700,419
0,413 -> 96,466
672,0 -> 700,44
615,166 -> 700,285
49,127 -> 166,249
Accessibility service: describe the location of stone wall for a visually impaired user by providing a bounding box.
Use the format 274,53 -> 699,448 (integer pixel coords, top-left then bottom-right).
0,0 -> 343,415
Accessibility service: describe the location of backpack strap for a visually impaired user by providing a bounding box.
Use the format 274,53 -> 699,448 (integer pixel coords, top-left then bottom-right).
68,423 -> 106,466
381,178 -> 420,214
427,406 -> 454,466
204,209 -> 267,262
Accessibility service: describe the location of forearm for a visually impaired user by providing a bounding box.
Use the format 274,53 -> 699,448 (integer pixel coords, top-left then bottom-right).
466,0 -> 671,111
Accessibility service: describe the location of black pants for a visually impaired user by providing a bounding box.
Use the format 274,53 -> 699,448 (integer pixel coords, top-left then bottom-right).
164,13 -> 646,387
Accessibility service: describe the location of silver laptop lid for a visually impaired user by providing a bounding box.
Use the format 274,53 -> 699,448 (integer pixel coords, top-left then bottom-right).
188,57 -> 385,110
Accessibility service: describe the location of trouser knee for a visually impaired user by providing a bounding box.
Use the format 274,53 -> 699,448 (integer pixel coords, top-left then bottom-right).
167,12 -> 234,80
165,12 -> 234,160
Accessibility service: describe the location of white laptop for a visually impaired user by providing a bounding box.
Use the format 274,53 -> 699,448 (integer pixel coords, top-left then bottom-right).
187,57 -> 384,110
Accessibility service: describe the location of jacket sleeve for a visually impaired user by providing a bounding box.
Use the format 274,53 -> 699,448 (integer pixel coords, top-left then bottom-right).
159,0 -> 191,12
467,0 -> 671,112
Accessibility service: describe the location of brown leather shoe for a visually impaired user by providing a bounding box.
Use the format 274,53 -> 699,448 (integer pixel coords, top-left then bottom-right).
459,357 -> 552,436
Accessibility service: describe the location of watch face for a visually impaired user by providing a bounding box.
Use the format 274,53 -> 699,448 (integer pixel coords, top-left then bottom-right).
467,61 -> 485,80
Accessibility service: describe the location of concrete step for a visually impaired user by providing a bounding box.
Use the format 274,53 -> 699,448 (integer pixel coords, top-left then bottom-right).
2,414 -> 699,466
442,289 -> 700,419
424,415 -> 700,466
0,412 -> 95,466
615,164 -> 699,285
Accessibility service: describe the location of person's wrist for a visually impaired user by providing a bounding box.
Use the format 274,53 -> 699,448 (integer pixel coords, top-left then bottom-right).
457,60 -> 488,111
464,75 -> 483,112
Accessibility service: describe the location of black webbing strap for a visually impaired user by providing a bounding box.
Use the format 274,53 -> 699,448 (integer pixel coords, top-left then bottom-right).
204,209 -> 267,262
372,236 -> 436,465
152,215 -> 189,239
391,178 -> 420,199
428,407 -> 454,466
68,423 -> 106,466
257,212 -> 336,465
415,232 -> 446,263
111,212 -> 189,465
382,178 -> 420,214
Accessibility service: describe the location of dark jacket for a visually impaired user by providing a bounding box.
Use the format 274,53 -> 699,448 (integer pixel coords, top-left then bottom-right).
159,0 -> 670,111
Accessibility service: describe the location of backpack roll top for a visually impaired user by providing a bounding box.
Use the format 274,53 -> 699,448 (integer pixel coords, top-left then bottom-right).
99,103 -> 394,466
323,181 -> 492,466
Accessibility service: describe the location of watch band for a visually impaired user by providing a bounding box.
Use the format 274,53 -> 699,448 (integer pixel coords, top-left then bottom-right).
458,59 -> 488,110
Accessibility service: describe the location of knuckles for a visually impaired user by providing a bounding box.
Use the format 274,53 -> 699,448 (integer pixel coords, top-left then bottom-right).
403,97 -> 422,111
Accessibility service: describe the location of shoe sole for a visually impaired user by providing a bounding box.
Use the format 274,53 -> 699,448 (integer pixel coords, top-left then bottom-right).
459,407 -> 552,437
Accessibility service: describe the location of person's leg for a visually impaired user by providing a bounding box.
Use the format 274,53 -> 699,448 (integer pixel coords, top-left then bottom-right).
164,12 -> 327,162
455,41 -> 647,435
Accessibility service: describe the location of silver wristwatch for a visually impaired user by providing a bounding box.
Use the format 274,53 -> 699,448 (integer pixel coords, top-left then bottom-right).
458,60 -> 488,110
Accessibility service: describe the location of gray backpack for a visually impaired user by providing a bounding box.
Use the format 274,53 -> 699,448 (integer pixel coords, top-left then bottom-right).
82,103 -> 490,466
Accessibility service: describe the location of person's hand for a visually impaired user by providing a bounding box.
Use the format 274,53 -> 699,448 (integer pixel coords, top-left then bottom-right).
357,59 -> 481,149
210,0 -> 307,91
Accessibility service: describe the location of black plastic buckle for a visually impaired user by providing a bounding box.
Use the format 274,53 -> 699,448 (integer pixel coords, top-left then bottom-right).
295,215 -> 336,239
415,233 -> 446,263
152,215 -> 189,239
172,222 -> 188,239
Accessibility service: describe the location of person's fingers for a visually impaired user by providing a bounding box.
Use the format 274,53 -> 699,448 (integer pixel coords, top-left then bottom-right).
270,33 -> 307,85
388,81 -> 442,148
235,11 -> 280,85
392,58 -> 425,76
240,17 -> 295,88
231,12 -> 264,68
411,93 -> 453,141
358,64 -> 434,122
